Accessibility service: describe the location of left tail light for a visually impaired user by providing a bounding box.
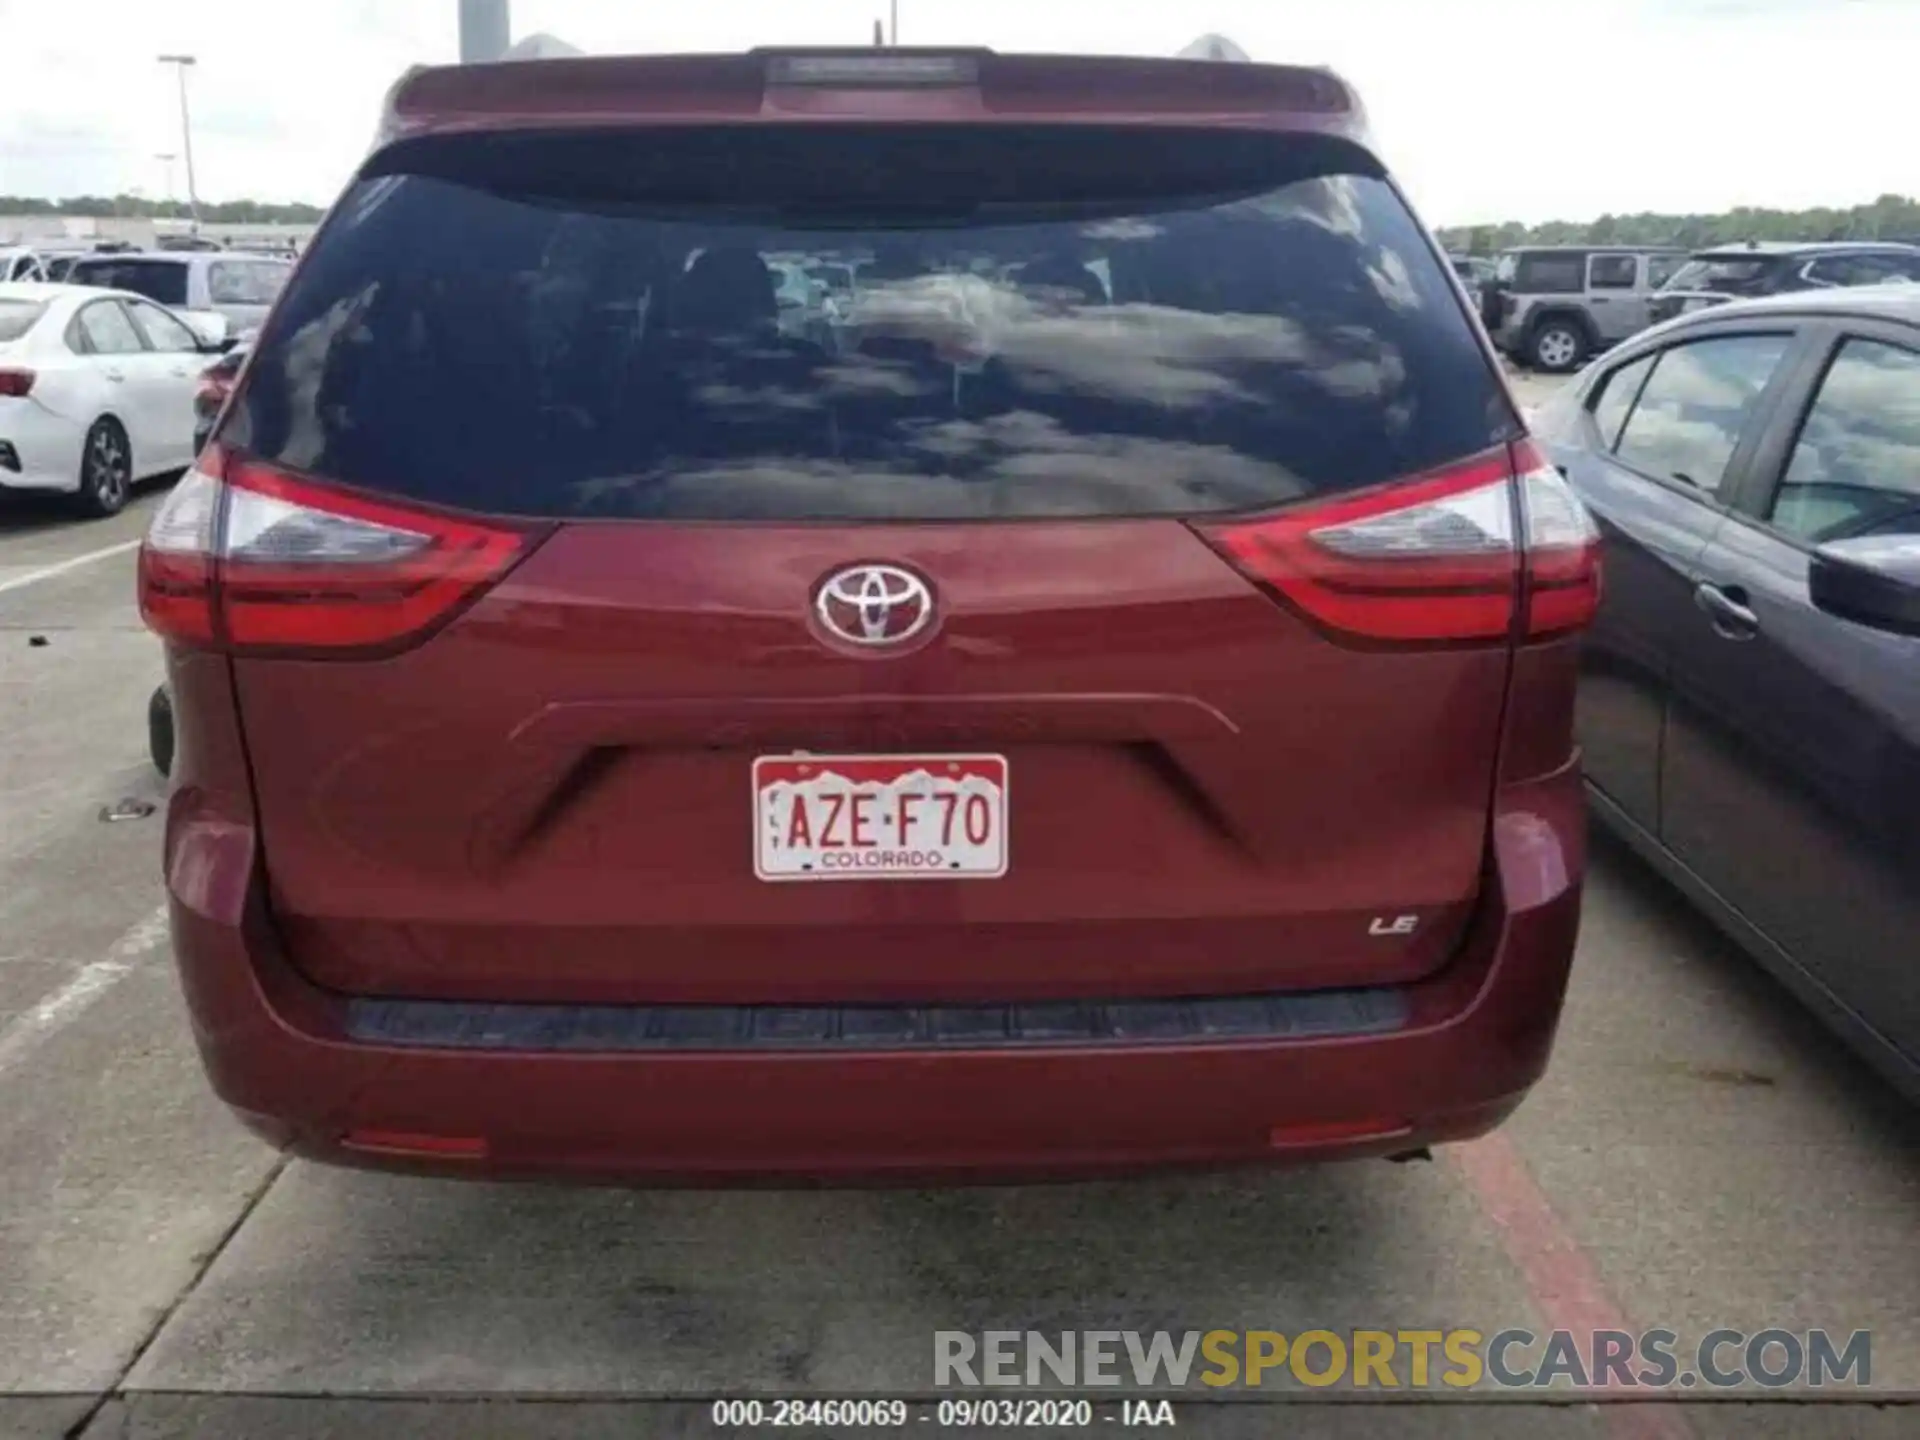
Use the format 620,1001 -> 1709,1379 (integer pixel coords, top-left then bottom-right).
0,367 -> 35,398
138,446 -> 541,656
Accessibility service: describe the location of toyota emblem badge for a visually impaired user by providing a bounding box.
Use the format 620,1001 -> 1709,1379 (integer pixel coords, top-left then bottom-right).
815,565 -> 934,647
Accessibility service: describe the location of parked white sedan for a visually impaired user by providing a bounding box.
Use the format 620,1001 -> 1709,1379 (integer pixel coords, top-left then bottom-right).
0,282 -> 222,517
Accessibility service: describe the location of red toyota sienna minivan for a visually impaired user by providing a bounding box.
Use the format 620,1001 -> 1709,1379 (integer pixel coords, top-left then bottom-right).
139,49 -> 1596,1182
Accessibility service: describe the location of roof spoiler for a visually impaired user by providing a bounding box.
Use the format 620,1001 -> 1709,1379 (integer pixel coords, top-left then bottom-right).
371,48 -> 1366,151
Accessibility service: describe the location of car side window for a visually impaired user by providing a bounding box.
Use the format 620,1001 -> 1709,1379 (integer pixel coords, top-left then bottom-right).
1768,338 -> 1920,543
73,301 -> 148,356
1613,334 -> 1792,494
72,259 -> 190,308
1590,352 -> 1656,449
208,260 -> 289,305
1515,254 -> 1584,293
1588,255 -> 1637,290
1808,253 -> 1919,287
1647,254 -> 1684,289
1807,256 -> 1864,287
126,299 -> 202,353
1855,254 -> 1913,283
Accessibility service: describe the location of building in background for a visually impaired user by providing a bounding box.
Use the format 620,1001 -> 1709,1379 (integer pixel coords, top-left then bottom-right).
0,215 -> 315,252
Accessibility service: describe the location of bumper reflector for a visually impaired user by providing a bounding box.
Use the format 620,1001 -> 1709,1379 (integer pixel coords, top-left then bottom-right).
1267,1119 -> 1411,1150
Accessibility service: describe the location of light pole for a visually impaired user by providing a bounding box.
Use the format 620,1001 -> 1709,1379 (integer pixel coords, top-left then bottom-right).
459,0 -> 511,63
156,55 -> 200,232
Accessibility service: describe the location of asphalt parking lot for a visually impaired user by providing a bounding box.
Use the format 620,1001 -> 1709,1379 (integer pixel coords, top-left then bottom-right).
1504,367 -> 1567,416
1,370 -> 1915,1439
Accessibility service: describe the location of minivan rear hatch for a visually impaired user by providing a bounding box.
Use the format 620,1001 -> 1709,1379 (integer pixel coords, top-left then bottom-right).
203,73 -> 1538,1008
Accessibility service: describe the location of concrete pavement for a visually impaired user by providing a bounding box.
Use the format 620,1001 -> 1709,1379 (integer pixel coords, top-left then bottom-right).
0,464 -> 1913,1438
0,486 -> 283,1426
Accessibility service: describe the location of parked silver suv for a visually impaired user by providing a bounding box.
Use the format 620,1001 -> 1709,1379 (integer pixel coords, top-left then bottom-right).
1483,245 -> 1685,372
65,250 -> 292,337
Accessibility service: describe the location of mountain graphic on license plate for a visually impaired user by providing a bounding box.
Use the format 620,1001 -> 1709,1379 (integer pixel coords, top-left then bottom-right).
753,754 -> 1009,881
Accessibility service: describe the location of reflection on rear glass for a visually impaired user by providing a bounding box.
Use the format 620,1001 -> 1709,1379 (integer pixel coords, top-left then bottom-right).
234,147 -> 1510,521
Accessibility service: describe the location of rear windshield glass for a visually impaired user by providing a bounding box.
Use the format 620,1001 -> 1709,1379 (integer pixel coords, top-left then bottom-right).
0,300 -> 46,342
1663,257 -> 1784,295
69,258 -> 190,308
228,127 -> 1511,521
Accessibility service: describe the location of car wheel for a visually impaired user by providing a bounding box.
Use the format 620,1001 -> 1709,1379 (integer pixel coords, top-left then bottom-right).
74,418 -> 133,518
148,685 -> 175,778
1529,320 -> 1588,374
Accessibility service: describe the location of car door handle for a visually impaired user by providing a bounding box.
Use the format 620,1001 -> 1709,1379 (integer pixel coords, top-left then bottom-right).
103,368 -> 125,382
1695,582 -> 1759,639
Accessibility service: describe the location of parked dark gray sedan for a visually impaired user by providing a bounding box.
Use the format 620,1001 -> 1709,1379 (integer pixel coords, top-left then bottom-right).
1534,284 -> 1920,1100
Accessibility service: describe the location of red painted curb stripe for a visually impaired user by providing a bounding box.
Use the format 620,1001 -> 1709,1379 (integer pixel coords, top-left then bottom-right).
1447,1133 -> 1696,1440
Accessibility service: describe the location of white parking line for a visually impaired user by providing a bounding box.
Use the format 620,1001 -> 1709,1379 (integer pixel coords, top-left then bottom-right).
0,904 -> 169,1079
0,538 -> 141,598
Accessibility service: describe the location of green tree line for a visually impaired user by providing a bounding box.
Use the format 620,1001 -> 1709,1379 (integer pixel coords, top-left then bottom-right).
12,191 -> 1919,247
1438,194 -> 1920,254
0,195 -> 326,224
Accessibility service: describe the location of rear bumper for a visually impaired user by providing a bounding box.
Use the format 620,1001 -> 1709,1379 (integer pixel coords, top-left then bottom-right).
0,399 -> 83,493
163,764 -> 1585,1184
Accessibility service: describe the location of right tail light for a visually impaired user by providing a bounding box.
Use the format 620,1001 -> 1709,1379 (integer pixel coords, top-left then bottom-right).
1512,439 -> 1604,637
1195,439 -> 1600,646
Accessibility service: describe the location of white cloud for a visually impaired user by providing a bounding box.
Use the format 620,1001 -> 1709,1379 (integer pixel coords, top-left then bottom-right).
1,0 -> 1916,223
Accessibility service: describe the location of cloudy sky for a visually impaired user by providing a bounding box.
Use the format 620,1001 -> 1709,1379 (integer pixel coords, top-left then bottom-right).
1,0 -> 1916,227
